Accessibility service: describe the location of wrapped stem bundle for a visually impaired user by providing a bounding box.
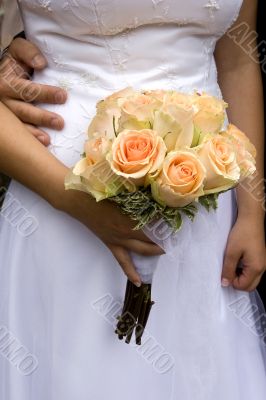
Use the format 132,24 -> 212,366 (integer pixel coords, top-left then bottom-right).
115,253 -> 159,345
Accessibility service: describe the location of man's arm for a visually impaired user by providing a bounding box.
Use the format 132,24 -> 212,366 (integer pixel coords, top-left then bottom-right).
0,38 -> 67,145
0,0 -> 23,56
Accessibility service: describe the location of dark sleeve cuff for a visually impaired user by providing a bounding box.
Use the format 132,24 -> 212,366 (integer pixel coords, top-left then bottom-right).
13,31 -> 26,40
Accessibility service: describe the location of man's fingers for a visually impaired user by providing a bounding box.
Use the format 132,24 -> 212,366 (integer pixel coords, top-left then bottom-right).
0,76 -> 67,104
0,54 -> 30,79
1,41 -> 66,105
109,245 -> 141,287
32,84 -> 67,105
123,239 -> 164,256
8,38 -> 47,69
3,99 -> 64,130
24,124 -> 51,146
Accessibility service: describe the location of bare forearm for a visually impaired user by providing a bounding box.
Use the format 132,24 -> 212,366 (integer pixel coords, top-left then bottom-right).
214,0 -> 264,221
217,62 -> 264,219
0,102 -> 68,206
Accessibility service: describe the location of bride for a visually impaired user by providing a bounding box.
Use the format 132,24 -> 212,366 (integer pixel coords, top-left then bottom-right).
0,0 -> 266,399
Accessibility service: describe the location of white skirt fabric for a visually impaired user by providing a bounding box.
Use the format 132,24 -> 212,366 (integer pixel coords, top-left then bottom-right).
1,181 -> 266,400
1,0 -> 266,398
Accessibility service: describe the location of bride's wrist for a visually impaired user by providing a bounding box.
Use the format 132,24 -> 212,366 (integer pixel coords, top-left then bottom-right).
237,202 -> 265,220
236,210 -> 265,230
55,183 -> 94,221
44,165 -> 71,210
45,161 -> 95,224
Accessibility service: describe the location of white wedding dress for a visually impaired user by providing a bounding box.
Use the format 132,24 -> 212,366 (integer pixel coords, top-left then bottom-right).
1,1 -> 266,399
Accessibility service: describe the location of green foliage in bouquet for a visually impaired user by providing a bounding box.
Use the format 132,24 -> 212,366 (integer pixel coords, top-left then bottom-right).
198,192 -> 219,211
110,187 -> 220,231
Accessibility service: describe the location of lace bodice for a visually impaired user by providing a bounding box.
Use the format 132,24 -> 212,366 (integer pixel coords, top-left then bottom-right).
17,0 -> 243,165
19,0 -> 242,37
18,0 -> 243,89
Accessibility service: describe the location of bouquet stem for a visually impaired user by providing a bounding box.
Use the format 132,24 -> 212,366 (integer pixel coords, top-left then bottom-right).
115,280 -> 154,345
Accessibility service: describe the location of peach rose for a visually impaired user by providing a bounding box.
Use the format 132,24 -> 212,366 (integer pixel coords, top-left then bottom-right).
107,129 -> 166,185
143,89 -> 167,102
165,91 -> 196,109
118,93 -> 162,131
224,124 -> 256,157
220,124 -> 256,178
194,92 -> 227,115
151,151 -> 206,207
238,154 -> 256,180
196,135 -> 240,193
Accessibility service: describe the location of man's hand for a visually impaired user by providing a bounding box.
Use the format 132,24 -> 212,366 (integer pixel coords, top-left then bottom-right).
0,38 -> 67,145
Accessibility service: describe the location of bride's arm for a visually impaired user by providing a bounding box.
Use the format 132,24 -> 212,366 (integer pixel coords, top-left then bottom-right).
215,0 -> 265,291
0,102 -> 163,285
0,102 -> 67,204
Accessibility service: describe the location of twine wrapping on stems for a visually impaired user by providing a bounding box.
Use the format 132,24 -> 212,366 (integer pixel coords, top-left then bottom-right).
115,227 -> 164,345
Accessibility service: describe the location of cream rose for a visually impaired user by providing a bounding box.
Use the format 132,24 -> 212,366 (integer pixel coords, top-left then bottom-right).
65,158 -> 124,201
193,93 -> 227,137
98,87 -> 135,108
87,105 -> 121,140
165,91 -> 196,109
143,89 -> 167,102
66,136 -> 122,200
151,151 -> 206,207
88,87 -> 135,140
118,93 -> 162,131
107,129 -> 166,185
153,102 -> 195,151
85,136 -> 111,165
196,135 -> 240,193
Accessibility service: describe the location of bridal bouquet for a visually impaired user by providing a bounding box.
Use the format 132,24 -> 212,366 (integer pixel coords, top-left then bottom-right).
65,87 -> 256,344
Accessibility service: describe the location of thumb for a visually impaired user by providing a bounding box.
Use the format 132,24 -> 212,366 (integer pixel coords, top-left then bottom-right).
108,244 -> 141,287
9,38 -> 47,70
222,243 -> 243,288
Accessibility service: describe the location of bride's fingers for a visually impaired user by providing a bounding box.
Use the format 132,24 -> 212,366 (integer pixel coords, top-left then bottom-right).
108,244 -> 141,287
122,239 -> 164,256
233,264 -> 265,292
24,123 -> 51,146
221,241 -> 243,287
235,276 -> 262,293
124,226 -> 156,243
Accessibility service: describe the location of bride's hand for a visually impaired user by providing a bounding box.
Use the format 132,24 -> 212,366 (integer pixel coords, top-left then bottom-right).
221,215 -> 266,291
60,189 -> 164,286
0,38 -> 67,145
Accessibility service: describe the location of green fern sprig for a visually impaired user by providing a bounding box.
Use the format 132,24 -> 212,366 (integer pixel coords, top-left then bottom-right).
110,187 -> 208,232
